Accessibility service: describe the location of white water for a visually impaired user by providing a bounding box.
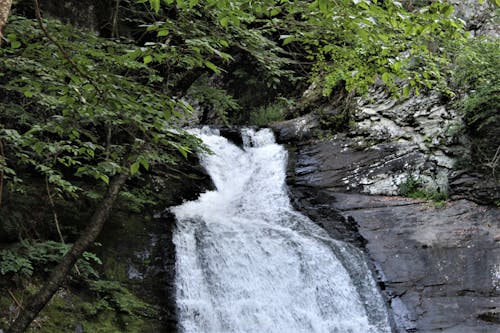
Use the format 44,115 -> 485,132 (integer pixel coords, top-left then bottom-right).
171,128 -> 392,333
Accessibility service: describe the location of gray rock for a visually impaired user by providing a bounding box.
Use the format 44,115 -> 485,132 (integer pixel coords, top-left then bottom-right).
286,121 -> 500,332
289,184 -> 500,332
270,113 -> 320,144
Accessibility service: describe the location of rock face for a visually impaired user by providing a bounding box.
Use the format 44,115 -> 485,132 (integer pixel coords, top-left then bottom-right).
273,84 -> 499,204
350,89 -> 463,196
331,194 -> 500,333
447,0 -> 499,37
276,93 -> 458,195
283,129 -> 500,332
97,160 -> 214,332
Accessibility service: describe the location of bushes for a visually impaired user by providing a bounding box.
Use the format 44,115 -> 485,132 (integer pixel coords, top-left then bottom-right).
249,98 -> 292,126
0,241 -> 101,280
399,176 -> 447,207
452,38 -> 500,178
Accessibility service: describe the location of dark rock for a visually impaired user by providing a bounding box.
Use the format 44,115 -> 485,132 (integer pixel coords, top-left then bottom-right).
218,126 -> 244,147
286,135 -> 500,332
289,186 -> 366,248
39,0 -> 111,33
449,171 -> 500,206
97,159 -> 214,332
292,135 -> 427,194
289,187 -> 500,332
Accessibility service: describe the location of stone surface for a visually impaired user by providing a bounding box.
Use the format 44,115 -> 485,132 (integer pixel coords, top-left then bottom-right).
447,0 -> 499,37
275,86 -> 471,198
449,170 -> 500,206
350,88 -> 466,195
332,194 -> 500,333
270,113 -> 320,144
287,139 -> 500,332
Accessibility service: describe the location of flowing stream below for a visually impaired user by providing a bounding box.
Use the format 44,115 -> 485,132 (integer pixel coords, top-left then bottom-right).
171,128 -> 392,333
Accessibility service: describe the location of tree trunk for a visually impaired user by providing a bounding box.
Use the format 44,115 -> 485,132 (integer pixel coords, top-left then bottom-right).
7,170 -> 130,333
0,0 -> 12,45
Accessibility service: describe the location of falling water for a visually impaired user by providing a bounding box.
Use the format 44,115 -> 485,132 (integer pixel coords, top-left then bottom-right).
171,128 -> 392,333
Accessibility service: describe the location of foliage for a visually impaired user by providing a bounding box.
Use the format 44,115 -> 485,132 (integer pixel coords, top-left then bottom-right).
0,16 -> 201,202
399,176 -> 447,207
137,0 -> 468,112
0,241 -> 101,279
249,98 -> 292,126
451,37 -> 500,177
271,0 -> 466,97
86,280 -> 156,317
453,38 -> 500,117
186,76 -> 241,125
0,249 -> 33,277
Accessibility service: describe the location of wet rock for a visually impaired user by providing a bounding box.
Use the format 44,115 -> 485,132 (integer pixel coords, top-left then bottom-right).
333,194 -> 500,333
289,186 -> 366,248
286,117 -> 500,332
218,126 -> 244,146
291,134 -> 439,195
289,184 -> 500,333
270,113 -> 320,144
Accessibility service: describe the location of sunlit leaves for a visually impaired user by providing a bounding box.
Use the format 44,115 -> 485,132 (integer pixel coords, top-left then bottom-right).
0,16 -> 203,198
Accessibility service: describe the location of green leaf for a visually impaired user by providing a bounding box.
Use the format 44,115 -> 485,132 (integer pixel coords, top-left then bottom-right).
99,174 -> 110,184
139,157 -> 149,170
442,4 -> 454,17
130,161 -> 141,175
157,29 -> 169,37
402,85 -> 410,97
220,16 -> 229,28
143,55 -> 153,64
149,0 -> 160,13
204,60 -> 220,73
318,0 -> 329,14
381,72 -> 392,84
11,41 -> 21,49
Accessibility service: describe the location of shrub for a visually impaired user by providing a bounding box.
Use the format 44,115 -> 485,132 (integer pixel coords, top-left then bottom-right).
249,98 -> 292,126
399,176 -> 447,207
452,38 -> 500,178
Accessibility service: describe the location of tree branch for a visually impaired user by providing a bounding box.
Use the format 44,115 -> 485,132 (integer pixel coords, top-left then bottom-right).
8,167 -> 130,333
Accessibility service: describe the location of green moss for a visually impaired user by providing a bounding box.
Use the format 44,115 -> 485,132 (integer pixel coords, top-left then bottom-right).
101,255 -> 129,282
0,281 -> 163,333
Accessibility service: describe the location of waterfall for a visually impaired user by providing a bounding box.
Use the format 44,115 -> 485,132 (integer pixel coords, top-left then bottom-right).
171,128 -> 392,333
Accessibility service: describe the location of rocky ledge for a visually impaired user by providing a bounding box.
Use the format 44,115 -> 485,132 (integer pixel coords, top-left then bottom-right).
282,128 -> 500,332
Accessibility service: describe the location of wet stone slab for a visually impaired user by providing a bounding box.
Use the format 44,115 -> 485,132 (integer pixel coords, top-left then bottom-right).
295,192 -> 500,332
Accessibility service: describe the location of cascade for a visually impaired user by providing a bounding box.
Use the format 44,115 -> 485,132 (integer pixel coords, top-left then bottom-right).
171,128 -> 392,333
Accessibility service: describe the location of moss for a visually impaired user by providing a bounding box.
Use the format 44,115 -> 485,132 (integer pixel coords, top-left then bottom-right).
0,282 -> 164,333
101,255 -> 129,282
29,294 -> 157,332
